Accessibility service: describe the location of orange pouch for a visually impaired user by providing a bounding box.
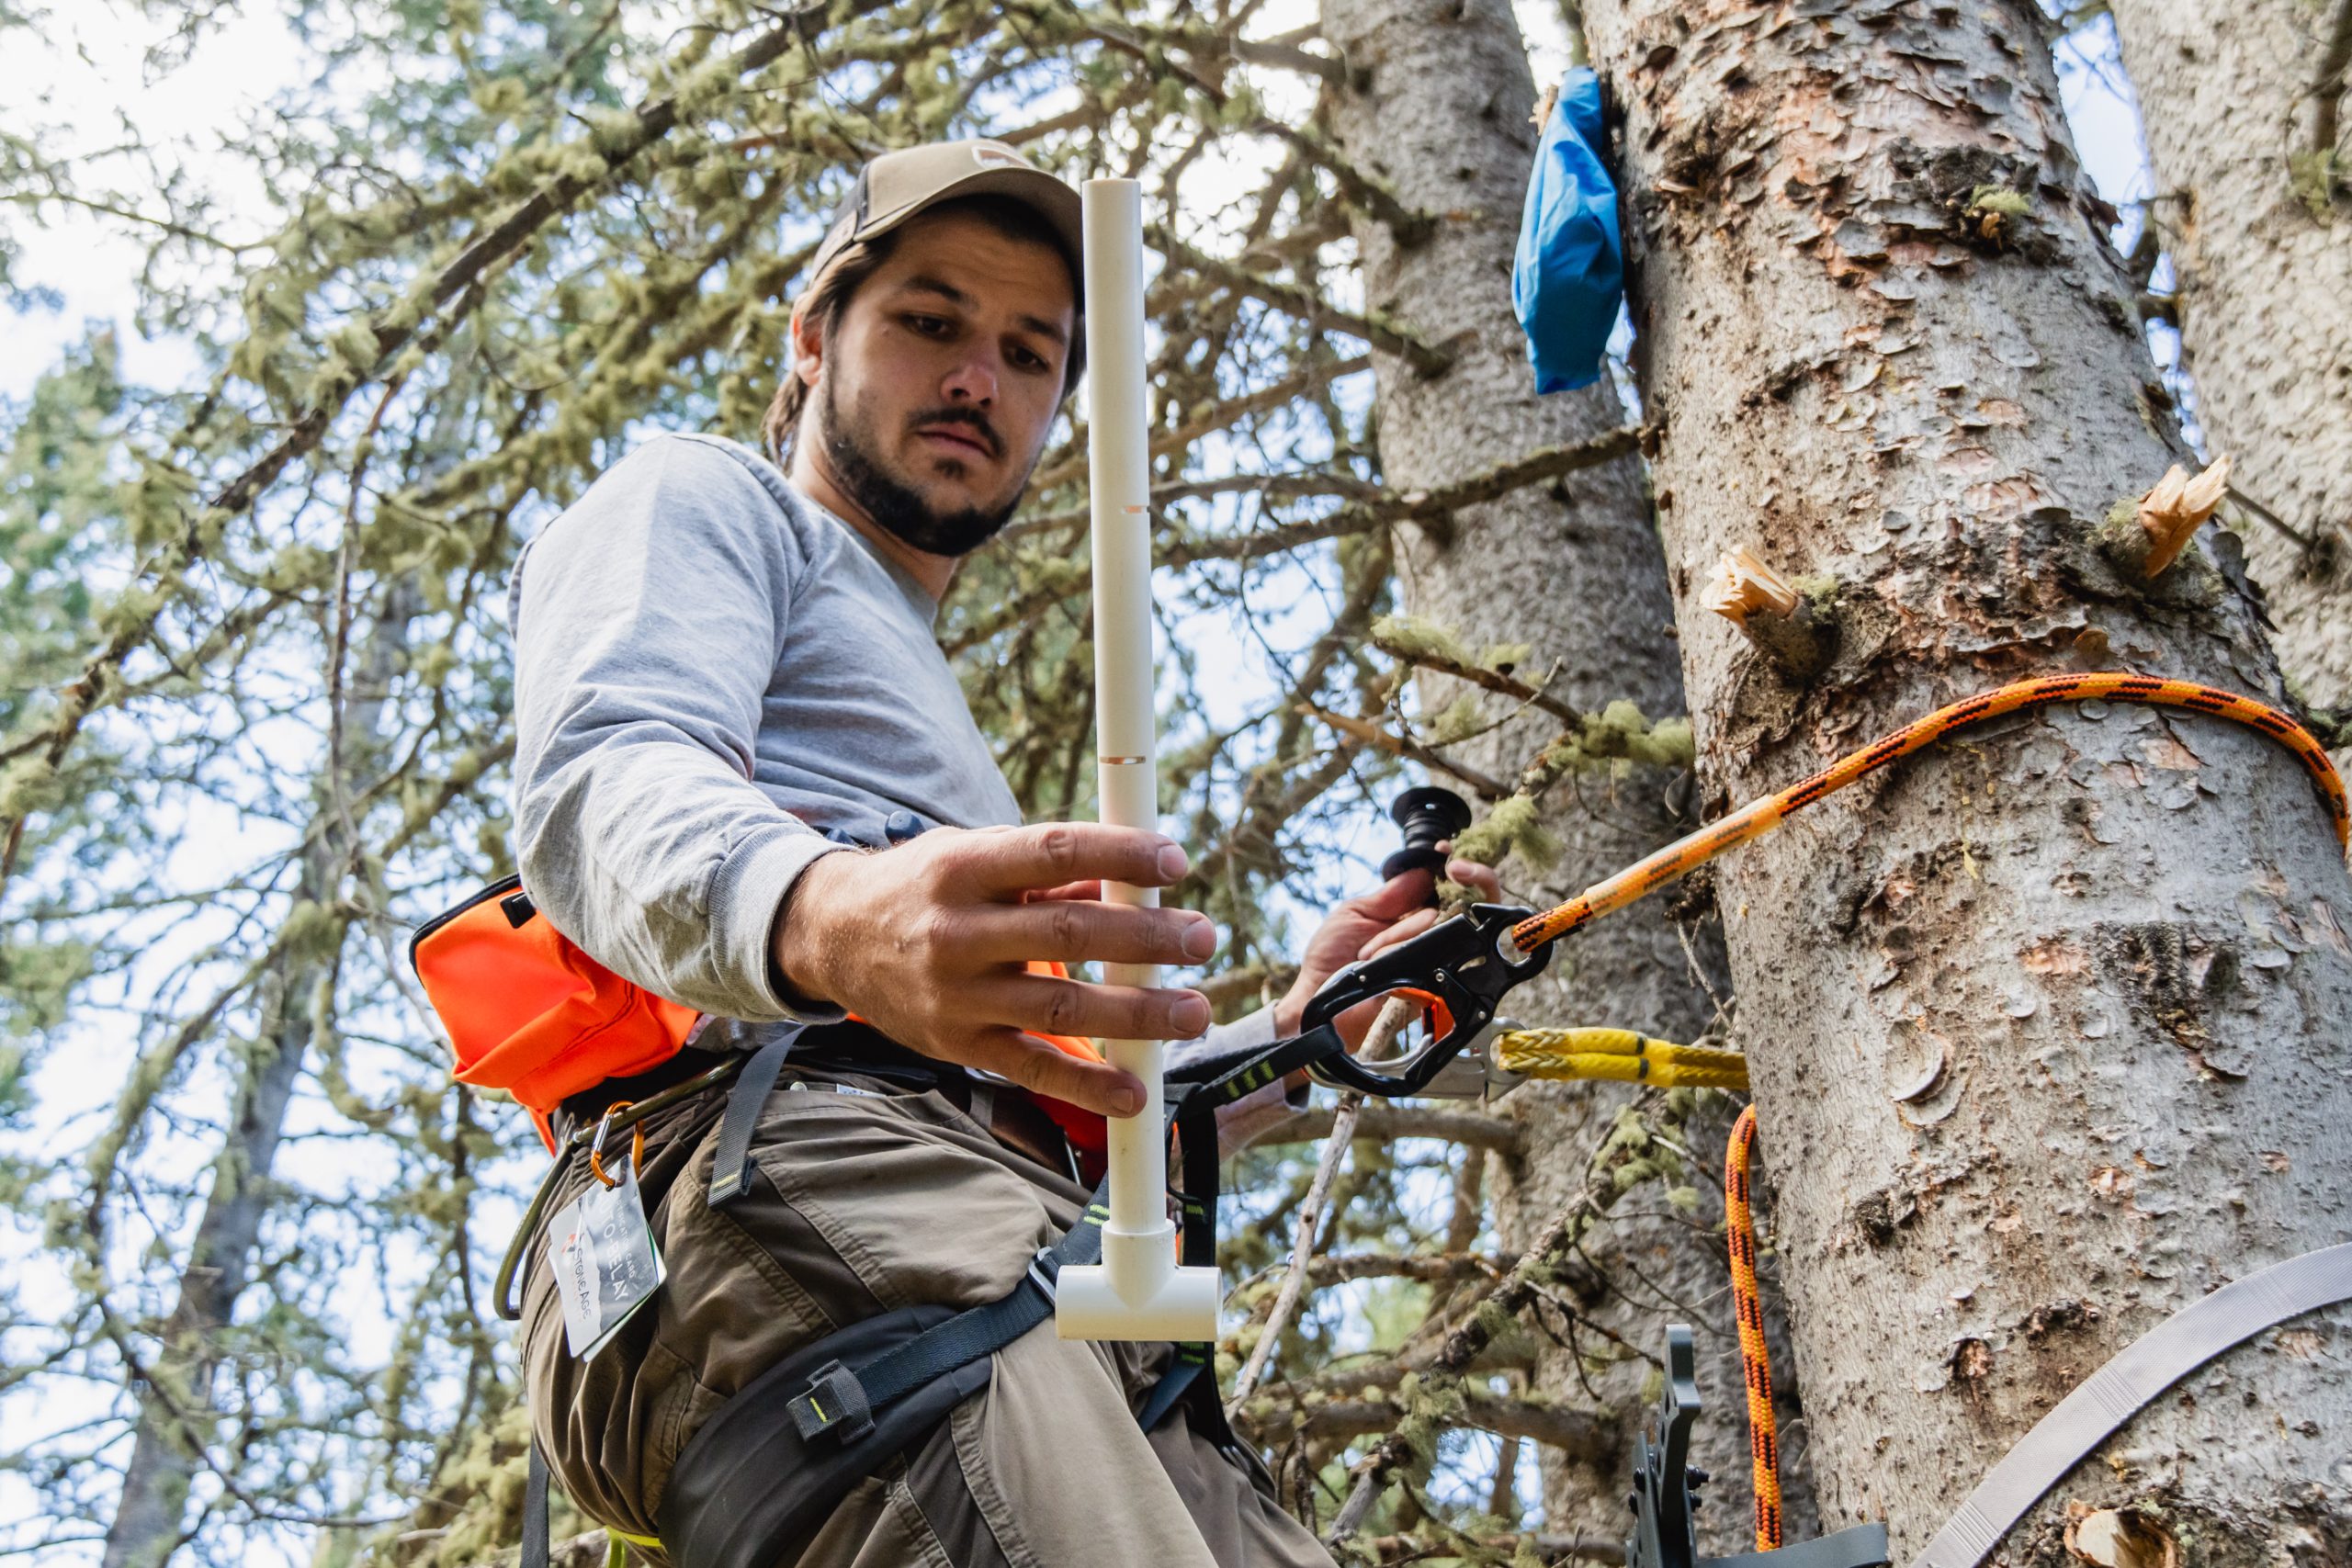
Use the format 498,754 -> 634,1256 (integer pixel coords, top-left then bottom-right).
409,874 -> 701,1151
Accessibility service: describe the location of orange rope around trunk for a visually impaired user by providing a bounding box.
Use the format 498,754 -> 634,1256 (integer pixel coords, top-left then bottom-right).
1510,672 -> 2348,955
1725,1106 -> 1781,1551
1630,676 -> 2346,1555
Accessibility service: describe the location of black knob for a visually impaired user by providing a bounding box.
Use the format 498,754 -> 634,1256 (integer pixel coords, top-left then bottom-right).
884,810 -> 926,844
1687,1466 -> 1710,1488
1380,785 -> 1472,885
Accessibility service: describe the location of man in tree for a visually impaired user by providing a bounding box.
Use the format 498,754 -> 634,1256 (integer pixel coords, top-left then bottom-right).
509,139 -> 1474,1566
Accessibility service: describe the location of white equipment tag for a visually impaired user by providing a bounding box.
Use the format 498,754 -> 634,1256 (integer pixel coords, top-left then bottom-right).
548,1155 -> 665,1359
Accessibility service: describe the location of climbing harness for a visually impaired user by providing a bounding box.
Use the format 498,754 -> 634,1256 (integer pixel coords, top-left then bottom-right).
485,672 -> 2352,1567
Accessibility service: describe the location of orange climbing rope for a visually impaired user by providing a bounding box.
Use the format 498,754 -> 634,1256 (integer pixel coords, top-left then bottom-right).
1482,674 -> 2347,1552
1507,672 -> 2349,956
1725,1107 -> 1781,1552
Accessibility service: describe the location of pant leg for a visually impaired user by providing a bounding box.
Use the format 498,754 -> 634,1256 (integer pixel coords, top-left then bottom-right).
791,1335 -> 1334,1568
731,1071 -> 1333,1567
521,1066 -> 1337,1567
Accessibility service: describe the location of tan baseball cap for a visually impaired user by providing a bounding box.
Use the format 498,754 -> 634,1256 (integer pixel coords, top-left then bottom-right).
803,139 -> 1084,307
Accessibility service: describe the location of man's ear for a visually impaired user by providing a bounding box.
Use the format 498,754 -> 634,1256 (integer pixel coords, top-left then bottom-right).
789,302 -> 824,389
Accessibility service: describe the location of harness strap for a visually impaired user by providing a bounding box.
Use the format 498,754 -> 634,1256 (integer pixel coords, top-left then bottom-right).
662,1301 -> 994,1568
1169,1022 -> 1345,1274
1913,1241 -> 2352,1568
1136,1344 -> 1209,1431
706,1031 -> 796,1209
784,1185 -> 1112,1443
523,1440 -> 550,1568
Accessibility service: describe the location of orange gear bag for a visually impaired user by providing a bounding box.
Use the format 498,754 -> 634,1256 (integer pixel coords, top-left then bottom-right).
410,874 -> 1108,1161
409,875 -> 702,1151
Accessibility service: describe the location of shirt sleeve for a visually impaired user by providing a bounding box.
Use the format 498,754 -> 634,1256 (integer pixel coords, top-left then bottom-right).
511,435 -> 848,1023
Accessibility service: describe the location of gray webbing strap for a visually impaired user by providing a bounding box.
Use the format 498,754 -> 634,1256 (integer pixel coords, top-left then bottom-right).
1913,1241 -> 2352,1568
522,1439 -> 549,1568
707,1032 -> 796,1209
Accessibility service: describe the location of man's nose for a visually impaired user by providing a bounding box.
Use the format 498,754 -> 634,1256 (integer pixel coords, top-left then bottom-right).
942,350 -> 999,408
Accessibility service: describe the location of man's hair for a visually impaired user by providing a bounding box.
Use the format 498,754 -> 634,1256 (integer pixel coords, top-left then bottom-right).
761,193 -> 1087,465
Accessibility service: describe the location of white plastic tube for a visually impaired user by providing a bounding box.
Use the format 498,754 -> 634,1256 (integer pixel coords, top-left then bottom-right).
1053,179 -> 1220,1344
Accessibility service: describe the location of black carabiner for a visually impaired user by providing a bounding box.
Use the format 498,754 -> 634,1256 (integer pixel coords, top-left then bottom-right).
1295,903 -> 1554,1096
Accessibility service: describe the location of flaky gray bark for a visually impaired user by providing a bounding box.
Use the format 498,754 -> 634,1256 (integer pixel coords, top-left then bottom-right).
1320,0 -> 1812,1543
2109,0 -> 2352,732
1579,0 -> 2352,1562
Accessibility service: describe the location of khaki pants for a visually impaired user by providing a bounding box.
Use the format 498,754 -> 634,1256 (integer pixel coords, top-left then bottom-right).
520,1063 -> 1335,1568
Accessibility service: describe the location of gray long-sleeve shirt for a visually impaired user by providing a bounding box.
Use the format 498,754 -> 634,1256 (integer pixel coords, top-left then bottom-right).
509,431 -> 1283,1096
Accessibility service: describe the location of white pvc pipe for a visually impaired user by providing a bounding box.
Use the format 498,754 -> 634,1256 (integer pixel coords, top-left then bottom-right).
1054,178 -> 1220,1345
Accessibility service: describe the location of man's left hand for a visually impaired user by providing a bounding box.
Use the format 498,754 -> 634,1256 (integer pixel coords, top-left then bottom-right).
1273,851 -> 1502,1045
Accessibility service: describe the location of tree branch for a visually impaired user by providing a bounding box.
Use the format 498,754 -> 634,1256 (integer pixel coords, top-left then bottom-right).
1327,1093 -> 1694,1549
1151,226 -> 1455,376
1298,702 -> 1517,801
1245,1100 -> 1525,1156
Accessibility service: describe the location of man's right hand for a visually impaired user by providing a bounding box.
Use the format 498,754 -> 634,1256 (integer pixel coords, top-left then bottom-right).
770,823 -> 1216,1118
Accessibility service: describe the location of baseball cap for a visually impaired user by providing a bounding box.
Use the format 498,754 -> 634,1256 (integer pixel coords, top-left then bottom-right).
802,139 -> 1085,307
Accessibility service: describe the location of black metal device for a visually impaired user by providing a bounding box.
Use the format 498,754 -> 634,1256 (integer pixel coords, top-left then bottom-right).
1381,785 -> 1473,884
1299,903 -> 1553,1095
1627,1325 -> 1890,1568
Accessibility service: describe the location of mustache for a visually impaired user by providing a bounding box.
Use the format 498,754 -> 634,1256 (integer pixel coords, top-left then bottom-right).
908,407 -> 1001,458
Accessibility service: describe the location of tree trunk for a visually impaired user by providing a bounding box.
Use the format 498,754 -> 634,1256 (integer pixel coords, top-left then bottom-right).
105,593 -> 414,1568
2109,0 -> 2352,734
1319,0 -> 1815,1544
1577,0 -> 2352,1561
104,850 -> 334,1568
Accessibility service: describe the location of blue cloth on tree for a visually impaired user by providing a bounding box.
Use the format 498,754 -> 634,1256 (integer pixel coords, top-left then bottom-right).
1512,69 -> 1623,394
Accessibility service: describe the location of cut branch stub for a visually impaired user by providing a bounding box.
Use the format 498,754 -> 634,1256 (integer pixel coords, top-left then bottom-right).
1707,547 -> 1834,681
2100,453 -> 2233,578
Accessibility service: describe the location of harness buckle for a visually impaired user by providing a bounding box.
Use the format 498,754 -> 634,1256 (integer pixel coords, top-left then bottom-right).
1025,1247 -> 1061,1303
787,1359 -> 876,1446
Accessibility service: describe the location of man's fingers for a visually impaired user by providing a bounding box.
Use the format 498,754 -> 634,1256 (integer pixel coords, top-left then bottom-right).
1025,879 -> 1103,904
959,901 -> 1216,966
978,970 -> 1211,1045
1359,906 -> 1440,959
956,1027 -> 1149,1117
1442,852 -> 1502,901
1342,869 -> 1441,925
958,822 -> 1189,897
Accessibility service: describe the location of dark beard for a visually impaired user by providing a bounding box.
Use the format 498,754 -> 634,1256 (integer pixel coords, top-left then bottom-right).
818,377 -> 1019,557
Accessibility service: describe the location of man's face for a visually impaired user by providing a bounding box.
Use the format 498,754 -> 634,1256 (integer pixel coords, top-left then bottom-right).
799,209 -> 1077,557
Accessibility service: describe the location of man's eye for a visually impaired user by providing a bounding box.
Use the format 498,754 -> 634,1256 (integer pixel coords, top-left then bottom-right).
1013,347 -> 1052,373
907,315 -> 949,335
